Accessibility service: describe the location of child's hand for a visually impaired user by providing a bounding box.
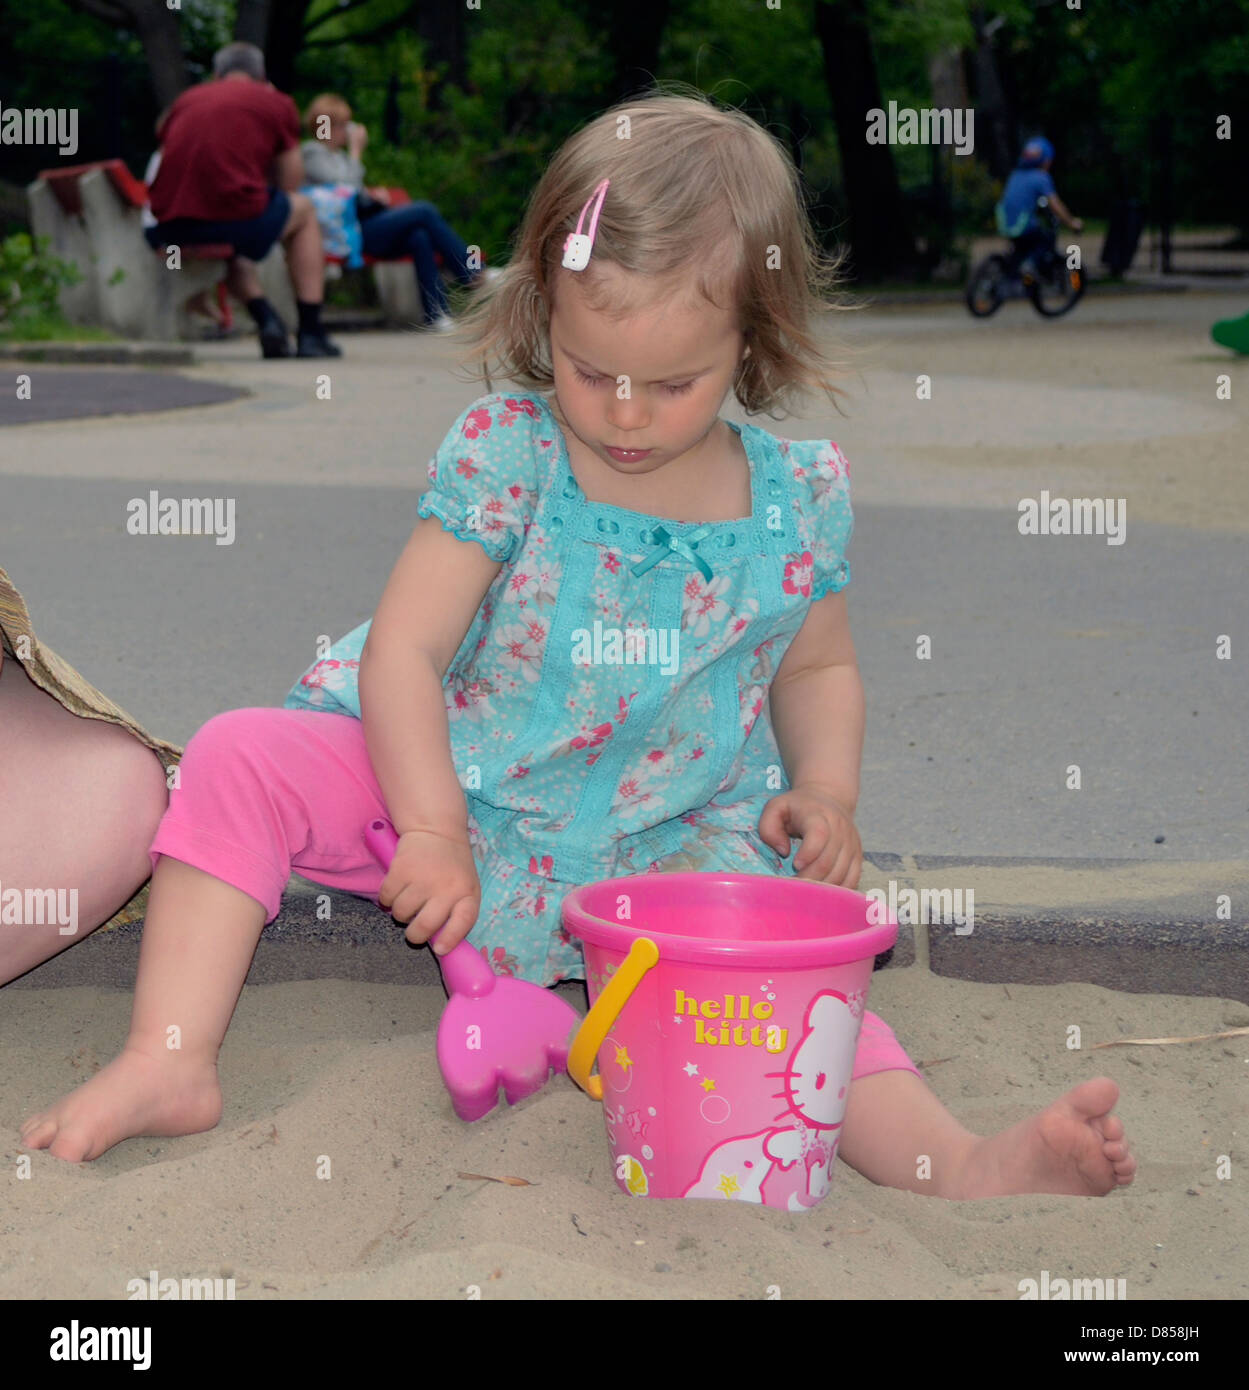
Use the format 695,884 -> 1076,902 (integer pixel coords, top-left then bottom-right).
759,786 -> 862,889
379,829 -> 481,954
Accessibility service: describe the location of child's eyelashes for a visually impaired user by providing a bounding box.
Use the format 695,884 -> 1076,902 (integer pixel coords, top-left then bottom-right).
572,366 -> 695,396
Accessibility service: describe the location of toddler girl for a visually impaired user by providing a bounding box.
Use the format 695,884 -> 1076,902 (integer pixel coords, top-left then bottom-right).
23,90 -> 1134,1199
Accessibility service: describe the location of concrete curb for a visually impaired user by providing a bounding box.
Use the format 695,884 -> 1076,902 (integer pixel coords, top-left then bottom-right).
868,853 -> 1249,1004
0,341 -> 196,366
13,854 -> 1245,1005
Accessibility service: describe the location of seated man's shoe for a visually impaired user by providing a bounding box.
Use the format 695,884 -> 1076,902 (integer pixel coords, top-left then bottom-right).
258,311 -> 291,358
296,330 -> 343,358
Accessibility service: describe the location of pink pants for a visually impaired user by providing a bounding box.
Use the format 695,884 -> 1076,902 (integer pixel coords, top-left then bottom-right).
149,707 -> 922,1083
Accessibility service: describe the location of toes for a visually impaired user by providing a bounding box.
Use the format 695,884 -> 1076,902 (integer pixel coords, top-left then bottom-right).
19,1115 -> 57,1150
46,1125 -> 94,1163
1068,1076 -> 1119,1120
1101,1112 -> 1124,1143
20,1111 -> 98,1163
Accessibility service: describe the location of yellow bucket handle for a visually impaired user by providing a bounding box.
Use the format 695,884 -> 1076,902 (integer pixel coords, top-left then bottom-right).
568,937 -> 660,1100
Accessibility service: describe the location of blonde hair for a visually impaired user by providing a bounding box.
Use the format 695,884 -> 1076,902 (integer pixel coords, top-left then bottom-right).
303,92 -> 352,134
454,85 -> 855,418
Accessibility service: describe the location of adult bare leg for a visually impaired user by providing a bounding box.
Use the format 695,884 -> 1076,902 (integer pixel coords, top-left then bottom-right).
225,256 -> 263,304
0,654 -> 169,985
278,193 -> 340,356
280,193 -> 324,304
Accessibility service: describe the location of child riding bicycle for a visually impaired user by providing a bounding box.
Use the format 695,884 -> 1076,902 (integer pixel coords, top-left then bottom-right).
995,137 -> 1084,276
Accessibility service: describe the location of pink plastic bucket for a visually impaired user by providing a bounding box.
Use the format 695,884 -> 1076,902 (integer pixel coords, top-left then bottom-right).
563,873 -> 898,1210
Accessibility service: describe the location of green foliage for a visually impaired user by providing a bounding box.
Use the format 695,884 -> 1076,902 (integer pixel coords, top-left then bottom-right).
868,0 -> 979,61
0,233 -> 81,329
950,150 -> 1001,233
8,0 -> 1246,289
294,2 -> 612,262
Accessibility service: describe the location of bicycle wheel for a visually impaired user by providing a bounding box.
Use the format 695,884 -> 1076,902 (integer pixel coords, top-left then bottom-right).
1028,255 -> 1085,317
966,255 -> 1008,317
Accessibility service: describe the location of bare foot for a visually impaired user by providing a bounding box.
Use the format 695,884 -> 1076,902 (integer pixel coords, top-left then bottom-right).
20,1046 -> 222,1163
952,1077 -> 1136,1200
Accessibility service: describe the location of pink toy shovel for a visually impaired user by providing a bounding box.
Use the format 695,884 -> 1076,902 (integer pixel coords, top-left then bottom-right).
364,818 -> 581,1122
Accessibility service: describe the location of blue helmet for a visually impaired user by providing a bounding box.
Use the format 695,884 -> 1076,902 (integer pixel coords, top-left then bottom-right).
1018,137 -> 1054,169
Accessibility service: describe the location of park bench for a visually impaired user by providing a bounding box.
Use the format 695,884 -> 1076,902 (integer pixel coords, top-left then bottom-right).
28,159 -> 239,341
27,161 -> 431,339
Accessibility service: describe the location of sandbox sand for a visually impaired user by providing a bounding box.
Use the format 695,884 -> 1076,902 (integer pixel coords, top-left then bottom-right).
3,967 -> 1244,1300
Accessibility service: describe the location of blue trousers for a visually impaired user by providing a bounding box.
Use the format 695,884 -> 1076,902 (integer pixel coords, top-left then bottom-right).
1011,226 -> 1056,275
361,201 -> 472,322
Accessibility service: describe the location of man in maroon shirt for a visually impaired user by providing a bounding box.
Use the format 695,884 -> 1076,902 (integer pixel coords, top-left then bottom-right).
146,42 -> 339,358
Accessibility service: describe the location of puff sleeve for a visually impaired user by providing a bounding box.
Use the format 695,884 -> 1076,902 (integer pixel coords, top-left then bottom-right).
415,395 -> 544,563
786,438 -> 854,600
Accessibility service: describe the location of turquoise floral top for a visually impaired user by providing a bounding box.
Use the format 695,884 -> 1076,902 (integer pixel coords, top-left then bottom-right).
284,392 -> 853,985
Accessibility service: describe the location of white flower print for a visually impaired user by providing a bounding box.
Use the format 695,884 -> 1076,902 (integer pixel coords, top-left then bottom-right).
445,673 -> 497,725
739,682 -> 767,739
681,572 -> 733,639
503,558 -> 561,611
296,658 -> 360,707
611,727 -> 709,825
495,616 -> 548,683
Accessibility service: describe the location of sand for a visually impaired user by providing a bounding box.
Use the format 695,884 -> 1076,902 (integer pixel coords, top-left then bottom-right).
2,967 -> 1244,1301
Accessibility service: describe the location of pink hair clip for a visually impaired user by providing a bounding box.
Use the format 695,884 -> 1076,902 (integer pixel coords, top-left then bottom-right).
562,179 -> 610,271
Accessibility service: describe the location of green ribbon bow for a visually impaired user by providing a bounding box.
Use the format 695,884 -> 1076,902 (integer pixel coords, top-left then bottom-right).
629,523 -> 715,582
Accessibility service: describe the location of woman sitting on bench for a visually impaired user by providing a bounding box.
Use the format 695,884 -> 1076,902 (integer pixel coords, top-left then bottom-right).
300,93 -> 498,331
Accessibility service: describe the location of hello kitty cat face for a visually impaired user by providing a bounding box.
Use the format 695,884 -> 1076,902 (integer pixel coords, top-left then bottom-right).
772,991 -> 860,1131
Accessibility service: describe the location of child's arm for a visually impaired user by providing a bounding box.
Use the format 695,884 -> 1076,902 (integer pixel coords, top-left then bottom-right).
761,591 -> 865,884
1046,191 -> 1083,231
358,516 -> 502,946
769,590 -> 863,809
360,516 -> 501,834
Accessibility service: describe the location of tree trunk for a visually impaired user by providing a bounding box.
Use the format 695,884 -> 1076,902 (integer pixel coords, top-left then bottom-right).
812,0 -> 919,281
234,0 -> 271,47
605,0 -> 671,100
131,0 -> 190,110
415,0 -> 467,109
264,0 -> 314,94
969,7 -> 1013,180
69,0 -> 190,110
928,44 -> 968,113
926,44 -> 967,260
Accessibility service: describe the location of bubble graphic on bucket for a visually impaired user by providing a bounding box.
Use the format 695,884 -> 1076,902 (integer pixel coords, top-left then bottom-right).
563,873 -> 898,1210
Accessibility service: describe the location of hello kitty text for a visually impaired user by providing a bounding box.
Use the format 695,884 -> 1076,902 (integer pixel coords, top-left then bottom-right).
675,989 -> 788,1052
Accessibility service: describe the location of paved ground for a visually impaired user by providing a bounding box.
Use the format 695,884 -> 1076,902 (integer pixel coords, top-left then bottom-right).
0,368 -> 244,425
2,288 -> 1246,993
